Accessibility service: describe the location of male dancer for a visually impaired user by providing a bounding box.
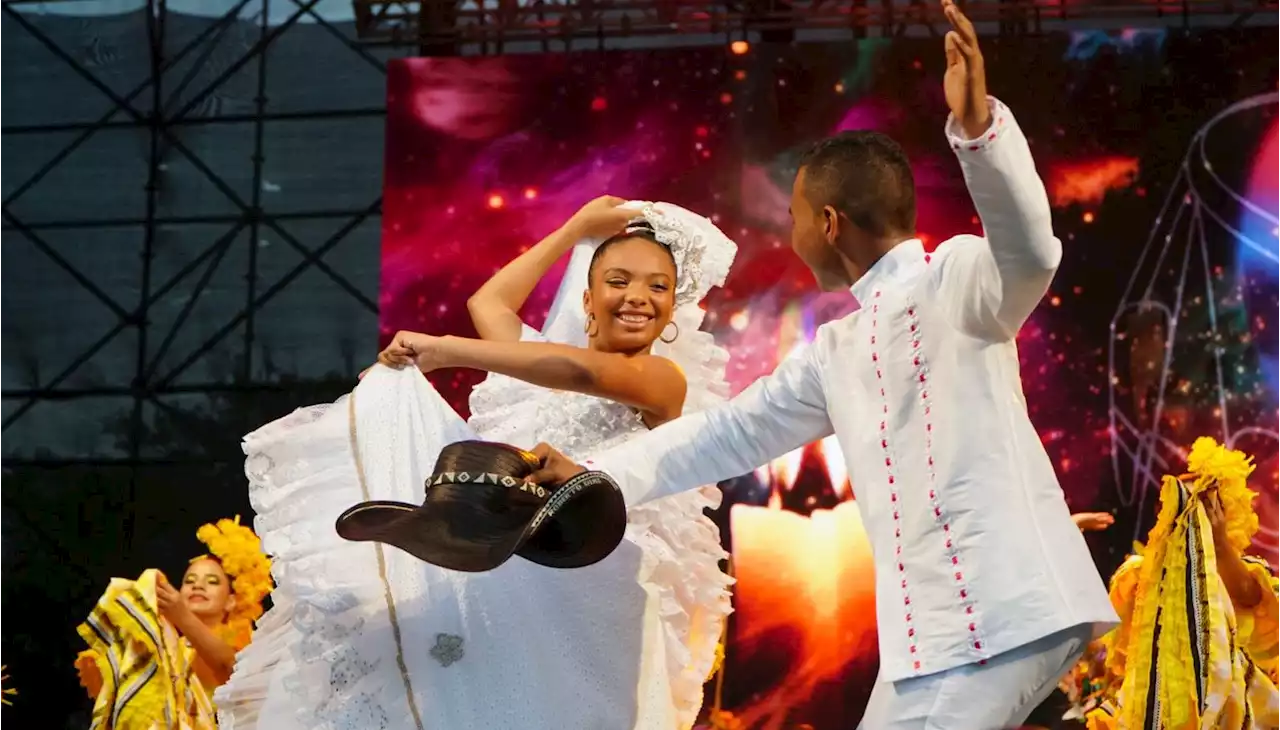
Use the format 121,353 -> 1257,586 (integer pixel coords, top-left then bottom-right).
532,2 -> 1118,727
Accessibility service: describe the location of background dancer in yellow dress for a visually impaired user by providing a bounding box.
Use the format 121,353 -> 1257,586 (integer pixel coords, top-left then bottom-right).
1079,437 -> 1278,729
74,517 -> 272,730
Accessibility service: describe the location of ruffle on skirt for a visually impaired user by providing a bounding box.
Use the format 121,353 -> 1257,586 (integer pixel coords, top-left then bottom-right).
216,367 -> 733,730
627,489 -> 734,729
215,387 -> 447,730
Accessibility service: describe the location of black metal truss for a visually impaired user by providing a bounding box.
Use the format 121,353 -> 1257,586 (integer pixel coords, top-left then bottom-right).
350,0 -> 1277,48
0,0 -> 396,477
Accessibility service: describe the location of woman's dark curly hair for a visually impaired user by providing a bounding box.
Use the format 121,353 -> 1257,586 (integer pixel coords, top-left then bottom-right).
586,220 -> 677,283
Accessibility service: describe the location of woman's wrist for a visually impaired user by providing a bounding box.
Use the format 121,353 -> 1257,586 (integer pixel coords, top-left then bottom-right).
170,609 -> 201,635
556,220 -> 587,245
1212,527 -> 1232,552
435,335 -> 469,370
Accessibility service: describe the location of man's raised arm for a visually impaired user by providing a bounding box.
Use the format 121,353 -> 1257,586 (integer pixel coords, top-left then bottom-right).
573,342 -> 834,506
934,3 -> 1061,341
941,98 -> 1061,340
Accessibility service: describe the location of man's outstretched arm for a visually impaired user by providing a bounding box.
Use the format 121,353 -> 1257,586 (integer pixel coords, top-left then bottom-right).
535,342 -> 834,506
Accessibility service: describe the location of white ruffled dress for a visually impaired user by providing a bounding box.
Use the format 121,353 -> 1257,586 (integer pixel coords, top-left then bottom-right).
214,328 -> 733,730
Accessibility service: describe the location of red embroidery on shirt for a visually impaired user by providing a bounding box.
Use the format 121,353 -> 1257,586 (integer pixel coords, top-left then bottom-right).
871,291 -> 918,669
906,295 -> 987,660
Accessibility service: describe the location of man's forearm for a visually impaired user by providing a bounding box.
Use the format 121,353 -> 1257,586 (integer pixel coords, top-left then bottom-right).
588,409 -> 761,504
951,98 -> 1061,334
588,388 -> 832,505
582,339 -> 834,505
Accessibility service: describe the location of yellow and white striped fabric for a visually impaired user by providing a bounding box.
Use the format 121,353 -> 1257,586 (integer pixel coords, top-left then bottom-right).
77,569 -> 217,730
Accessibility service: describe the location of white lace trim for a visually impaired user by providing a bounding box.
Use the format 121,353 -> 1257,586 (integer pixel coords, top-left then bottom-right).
626,487 -> 733,728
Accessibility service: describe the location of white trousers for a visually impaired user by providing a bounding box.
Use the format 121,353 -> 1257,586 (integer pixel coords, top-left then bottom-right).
857,623 -> 1092,730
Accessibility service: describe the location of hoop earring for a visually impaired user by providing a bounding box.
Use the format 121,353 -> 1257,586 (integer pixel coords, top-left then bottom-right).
660,321 -> 679,344
584,314 -> 599,338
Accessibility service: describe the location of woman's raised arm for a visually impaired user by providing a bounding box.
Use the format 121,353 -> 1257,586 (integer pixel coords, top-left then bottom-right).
468,196 -> 635,342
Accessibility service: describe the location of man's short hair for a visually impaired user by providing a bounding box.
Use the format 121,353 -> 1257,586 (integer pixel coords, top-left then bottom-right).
798,131 -> 916,238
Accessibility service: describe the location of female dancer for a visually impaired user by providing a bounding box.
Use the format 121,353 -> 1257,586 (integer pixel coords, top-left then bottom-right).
1073,437 -> 1277,729
75,517 -> 272,729
216,197 -> 737,730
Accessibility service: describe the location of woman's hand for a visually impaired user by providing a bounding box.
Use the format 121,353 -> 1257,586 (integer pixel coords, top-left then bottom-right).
564,196 -> 637,240
1072,512 -> 1115,533
377,331 -> 453,373
156,573 -> 194,628
1206,491 -> 1229,543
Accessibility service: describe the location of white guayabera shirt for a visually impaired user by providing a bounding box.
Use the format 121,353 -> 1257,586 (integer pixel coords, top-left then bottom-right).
584,97 -> 1120,682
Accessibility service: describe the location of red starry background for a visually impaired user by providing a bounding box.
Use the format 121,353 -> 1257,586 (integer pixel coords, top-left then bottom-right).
379,30 -> 1278,728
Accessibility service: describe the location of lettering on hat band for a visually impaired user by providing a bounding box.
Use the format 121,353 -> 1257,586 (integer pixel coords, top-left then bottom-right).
427,471 -> 548,499
527,471 -> 613,533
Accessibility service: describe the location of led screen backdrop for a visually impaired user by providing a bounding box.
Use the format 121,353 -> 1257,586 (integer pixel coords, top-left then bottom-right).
380,29 -> 1277,728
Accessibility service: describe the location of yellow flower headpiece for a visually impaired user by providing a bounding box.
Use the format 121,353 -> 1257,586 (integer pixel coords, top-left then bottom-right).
1183,436 -> 1258,553
193,516 -> 272,650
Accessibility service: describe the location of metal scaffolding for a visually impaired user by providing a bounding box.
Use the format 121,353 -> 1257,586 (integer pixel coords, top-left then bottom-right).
0,2 -> 399,630
2,0 -> 389,466
351,0 -> 1277,48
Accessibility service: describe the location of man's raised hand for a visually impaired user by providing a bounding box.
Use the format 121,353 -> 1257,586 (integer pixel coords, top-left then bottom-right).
942,0 -> 991,138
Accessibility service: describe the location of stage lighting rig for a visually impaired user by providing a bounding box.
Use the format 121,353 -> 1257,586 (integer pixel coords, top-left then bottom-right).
350,0 -> 1277,49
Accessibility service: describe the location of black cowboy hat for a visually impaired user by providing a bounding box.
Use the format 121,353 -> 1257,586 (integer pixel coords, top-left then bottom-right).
334,440 -> 628,573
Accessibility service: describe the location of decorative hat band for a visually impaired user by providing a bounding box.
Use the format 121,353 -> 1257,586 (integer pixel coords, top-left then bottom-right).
427,471 -> 549,500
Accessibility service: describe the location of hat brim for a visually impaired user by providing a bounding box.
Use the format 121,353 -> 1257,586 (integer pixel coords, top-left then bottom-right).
517,470 -> 628,570
335,471 -> 627,573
